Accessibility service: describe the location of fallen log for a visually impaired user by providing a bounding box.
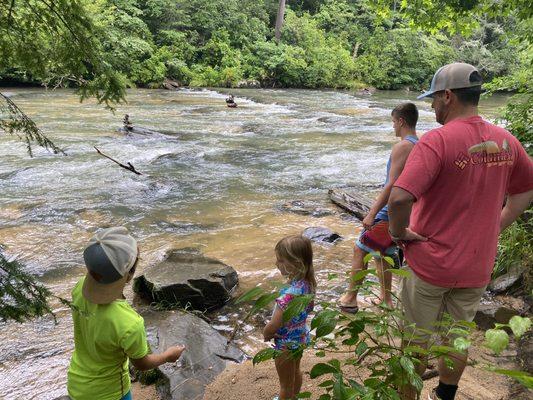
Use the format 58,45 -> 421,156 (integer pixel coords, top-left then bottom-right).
328,188 -> 372,221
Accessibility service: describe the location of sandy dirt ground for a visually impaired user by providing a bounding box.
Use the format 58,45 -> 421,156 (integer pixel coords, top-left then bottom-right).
202,332 -> 520,400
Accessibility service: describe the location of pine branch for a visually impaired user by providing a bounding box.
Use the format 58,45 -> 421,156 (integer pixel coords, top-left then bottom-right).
0,92 -> 66,156
0,250 -> 53,322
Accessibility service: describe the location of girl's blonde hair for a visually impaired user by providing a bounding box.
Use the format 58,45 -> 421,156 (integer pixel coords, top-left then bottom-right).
275,235 -> 316,292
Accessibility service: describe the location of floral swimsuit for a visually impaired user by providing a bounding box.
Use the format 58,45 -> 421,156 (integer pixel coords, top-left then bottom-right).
273,279 -> 314,351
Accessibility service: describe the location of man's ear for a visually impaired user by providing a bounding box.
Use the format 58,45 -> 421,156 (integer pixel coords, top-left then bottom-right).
444,89 -> 453,104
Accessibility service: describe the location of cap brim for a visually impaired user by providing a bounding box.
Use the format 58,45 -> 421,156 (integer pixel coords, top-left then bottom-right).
82,272 -> 128,304
417,90 -> 434,100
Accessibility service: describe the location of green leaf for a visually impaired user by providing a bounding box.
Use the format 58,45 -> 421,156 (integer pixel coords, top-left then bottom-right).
282,294 -> 313,322
235,287 -> 263,304
509,316 -> 532,339
318,379 -> 334,388
400,356 -> 415,376
363,252 -> 378,264
296,392 -> 312,398
253,348 -> 279,365
383,256 -> 395,267
351,269 -> 372,282
250,292 -> 278,314
356,341 -> 368,356
453,337 -> 471,352
310,363 -> 339,378
484,329 -> 509,355
490,368 -> 533,389
315,350 -> 326,357
318,394 -> 331,400
327,273 -> 338,280
388,268 -> 411,278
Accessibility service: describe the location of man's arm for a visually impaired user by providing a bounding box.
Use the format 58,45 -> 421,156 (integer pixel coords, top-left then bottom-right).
388,187 -> 427,242
131,345 -> 185,371
362,142 -> 414,229
500,190 -> 533,232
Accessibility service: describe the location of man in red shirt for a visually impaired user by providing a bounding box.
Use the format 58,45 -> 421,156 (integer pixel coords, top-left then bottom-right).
388,63 -> 533,400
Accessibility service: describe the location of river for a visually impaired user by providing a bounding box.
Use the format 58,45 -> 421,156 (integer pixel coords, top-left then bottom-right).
0,87 -> 509,399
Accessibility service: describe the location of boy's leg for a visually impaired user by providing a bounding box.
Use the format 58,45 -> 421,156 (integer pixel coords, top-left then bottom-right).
375,256 -> 393,308
275,351 -> 298,399
294,356 -> 303,396
339,245 -> 368,307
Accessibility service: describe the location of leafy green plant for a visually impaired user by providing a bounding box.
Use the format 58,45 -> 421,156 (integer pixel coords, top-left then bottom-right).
237,265 -> 533,399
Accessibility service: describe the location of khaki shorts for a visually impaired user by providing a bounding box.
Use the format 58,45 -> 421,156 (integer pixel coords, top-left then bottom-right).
400,266 -> 486,342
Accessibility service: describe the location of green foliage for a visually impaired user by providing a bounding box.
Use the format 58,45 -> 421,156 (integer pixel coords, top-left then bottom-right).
236,249 -> 533,397
0,250 -> 52,322
3,0 -> 523,90
494,210 -> 533,288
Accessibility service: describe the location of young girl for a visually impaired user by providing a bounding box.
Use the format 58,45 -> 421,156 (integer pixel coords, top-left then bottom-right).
263,235 -> 316,400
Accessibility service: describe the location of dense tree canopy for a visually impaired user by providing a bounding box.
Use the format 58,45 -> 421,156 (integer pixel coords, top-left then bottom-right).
0,0 -> 527,93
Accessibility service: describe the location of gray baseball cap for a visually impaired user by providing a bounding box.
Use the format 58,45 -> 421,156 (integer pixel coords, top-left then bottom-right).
82,227 -> 138,304
418,63 -> 482,99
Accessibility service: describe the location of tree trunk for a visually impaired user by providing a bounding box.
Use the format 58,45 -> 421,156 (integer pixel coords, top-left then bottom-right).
352,42 -> 360,59
274,0 -> 286,42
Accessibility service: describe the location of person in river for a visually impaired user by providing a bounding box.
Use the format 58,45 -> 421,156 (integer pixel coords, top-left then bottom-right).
338,102 -> 419,312
263,235 -> 316,400
67,227 -> 185,400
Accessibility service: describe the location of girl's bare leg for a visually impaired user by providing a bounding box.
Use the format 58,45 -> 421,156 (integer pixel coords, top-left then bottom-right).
376,257 -> 394,308
339,246 -> 368,307
275,351 -> 298,399
294,356 -> 303,395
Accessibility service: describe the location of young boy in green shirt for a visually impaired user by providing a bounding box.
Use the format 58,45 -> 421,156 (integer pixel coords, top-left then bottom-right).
67,227 -> 185,400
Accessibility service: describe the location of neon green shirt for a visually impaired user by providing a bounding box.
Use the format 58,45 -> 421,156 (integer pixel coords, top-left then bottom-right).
67,278 -> 149,400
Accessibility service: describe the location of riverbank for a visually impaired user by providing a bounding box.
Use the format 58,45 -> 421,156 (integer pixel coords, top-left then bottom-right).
203,331 -> 517,400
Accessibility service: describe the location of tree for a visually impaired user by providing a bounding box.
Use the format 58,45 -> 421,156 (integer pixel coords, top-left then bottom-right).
275,0 -> 287,41
0,0 -> 128,322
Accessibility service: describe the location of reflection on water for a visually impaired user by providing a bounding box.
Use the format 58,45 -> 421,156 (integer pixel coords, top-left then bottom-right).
0,87 -> 509,399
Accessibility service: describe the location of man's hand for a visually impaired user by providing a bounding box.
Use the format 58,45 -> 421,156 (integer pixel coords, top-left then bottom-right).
391,228 -> 427,243
164,345 -> 185,362
362,213 -> 375,230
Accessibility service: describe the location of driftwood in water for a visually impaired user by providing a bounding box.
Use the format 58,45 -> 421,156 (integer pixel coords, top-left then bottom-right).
94,146 -> 142,175
117,125 -> 164,135
328,188 -> 372,221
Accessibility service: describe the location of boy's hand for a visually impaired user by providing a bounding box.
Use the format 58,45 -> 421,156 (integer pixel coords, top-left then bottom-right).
362,214 -> 375,230
165,345 -> 185,362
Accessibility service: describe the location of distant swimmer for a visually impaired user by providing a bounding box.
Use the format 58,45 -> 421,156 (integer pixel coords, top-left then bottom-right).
225,94 -> 237,107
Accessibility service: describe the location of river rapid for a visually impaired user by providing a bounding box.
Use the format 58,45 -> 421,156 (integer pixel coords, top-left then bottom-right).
0,88 -> 508,399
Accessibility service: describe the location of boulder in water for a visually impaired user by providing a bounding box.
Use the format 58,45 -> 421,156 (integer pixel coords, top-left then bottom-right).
143,310 -> 246,400
302,226 -> 342,244
134,248 -> 238,311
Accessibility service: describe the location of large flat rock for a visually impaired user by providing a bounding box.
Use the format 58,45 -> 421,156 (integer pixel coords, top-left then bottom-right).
134,248 -> 238,311
143,310 -> 246,400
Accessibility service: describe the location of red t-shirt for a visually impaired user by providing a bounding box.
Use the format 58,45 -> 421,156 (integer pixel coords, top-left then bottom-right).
394,115 -> 533,288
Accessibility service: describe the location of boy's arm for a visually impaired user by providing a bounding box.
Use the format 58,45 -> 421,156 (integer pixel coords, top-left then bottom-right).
362,141 -> 415,229
130,345 -> 185,371
263,305 -> 284,341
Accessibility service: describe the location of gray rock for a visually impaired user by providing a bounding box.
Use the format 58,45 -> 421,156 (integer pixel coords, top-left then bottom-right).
474,295 -> 530,330
143,310 -> 246,400
236,79 -> 261,88
517,330 -> 533,373
302,226 -> 342,244
488,265 -> 524,293
134,248 -> 238,311
279,200 -> 334,218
